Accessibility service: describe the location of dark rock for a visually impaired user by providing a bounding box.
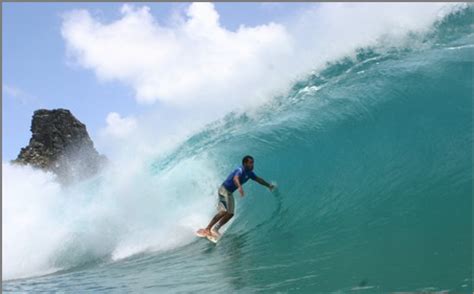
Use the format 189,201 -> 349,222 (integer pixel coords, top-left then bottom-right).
13,108 -> 107,184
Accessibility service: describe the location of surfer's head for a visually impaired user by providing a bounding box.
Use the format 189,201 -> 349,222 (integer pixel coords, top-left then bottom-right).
242,155 -> 254,171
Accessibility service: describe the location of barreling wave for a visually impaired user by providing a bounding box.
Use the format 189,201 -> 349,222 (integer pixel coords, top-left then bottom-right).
3,4 -> 473,292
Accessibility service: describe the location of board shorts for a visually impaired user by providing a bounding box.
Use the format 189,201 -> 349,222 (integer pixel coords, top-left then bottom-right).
217,185 -> 235,214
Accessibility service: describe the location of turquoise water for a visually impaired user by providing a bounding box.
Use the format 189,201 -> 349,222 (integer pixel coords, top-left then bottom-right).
3,6 -> 473,293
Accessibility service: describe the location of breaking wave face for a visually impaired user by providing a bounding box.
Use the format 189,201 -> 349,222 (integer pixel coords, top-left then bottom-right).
3,4 -> 473,292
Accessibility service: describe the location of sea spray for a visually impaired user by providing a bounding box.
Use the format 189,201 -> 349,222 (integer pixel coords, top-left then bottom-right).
3,155 -> 221,280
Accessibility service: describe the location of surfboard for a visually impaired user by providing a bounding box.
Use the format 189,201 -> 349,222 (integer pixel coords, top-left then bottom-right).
206,234 -> 219,244
196,229 -> 220,244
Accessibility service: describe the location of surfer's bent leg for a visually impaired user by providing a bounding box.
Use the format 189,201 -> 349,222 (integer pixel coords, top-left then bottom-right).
211,186 -> 235,235
213,212 -> 234,232
205,186 -> 229,235
206,186 -> 235,236
205,211 -> 226,233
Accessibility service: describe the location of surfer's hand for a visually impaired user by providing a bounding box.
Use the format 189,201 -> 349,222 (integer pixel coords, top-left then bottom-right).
238,186 -> 245,197
268,184 -> 275,192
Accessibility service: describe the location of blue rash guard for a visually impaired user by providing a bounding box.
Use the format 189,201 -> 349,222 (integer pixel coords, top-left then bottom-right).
222,166 -> 257,193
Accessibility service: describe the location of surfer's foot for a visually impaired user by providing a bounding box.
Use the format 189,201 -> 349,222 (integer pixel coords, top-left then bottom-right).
210,228 -> 221,238
203,228 -> 213,237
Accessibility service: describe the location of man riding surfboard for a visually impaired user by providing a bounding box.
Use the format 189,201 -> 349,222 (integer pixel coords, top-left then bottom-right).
198,155 -> 274,239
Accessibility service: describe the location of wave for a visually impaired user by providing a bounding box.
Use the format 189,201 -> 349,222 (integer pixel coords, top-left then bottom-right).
3,5 -> 473,291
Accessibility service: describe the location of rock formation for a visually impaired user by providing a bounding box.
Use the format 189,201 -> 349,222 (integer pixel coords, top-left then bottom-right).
13,109 -> 107,184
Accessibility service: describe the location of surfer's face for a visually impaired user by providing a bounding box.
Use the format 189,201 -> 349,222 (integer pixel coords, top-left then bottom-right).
244,159 -> 254,171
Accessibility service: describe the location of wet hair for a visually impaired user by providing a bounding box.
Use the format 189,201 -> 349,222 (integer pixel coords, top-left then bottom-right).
242,155 -> 254,164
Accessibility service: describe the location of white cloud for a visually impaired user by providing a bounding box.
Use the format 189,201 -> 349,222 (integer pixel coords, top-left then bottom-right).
3,84 -> 20,97
61,2 -> 458,114
102,112 -> 137,139
61,3 -> 293,111
3,84 -> 36,105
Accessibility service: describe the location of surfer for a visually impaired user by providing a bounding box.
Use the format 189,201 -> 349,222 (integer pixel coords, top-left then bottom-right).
200,155 -> 274,238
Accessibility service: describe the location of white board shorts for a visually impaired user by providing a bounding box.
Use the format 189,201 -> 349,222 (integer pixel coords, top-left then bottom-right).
217,185 -> 235,214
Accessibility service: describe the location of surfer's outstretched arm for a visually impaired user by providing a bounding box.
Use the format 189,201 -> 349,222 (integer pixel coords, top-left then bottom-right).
254,176 -> 274,191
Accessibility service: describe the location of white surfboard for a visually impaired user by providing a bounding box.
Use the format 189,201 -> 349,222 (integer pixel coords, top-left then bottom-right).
196,229 -> 220,244
206,234 -> 219,244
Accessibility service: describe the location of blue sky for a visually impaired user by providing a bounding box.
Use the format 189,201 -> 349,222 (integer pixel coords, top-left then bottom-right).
3,2 -> 312,161
3,3 -> 448,162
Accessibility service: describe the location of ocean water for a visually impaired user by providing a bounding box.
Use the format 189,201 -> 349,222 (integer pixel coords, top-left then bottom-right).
3,5 -> 473,293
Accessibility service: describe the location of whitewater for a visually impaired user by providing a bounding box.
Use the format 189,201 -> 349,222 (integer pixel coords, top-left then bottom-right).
3,3 -> 473,293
